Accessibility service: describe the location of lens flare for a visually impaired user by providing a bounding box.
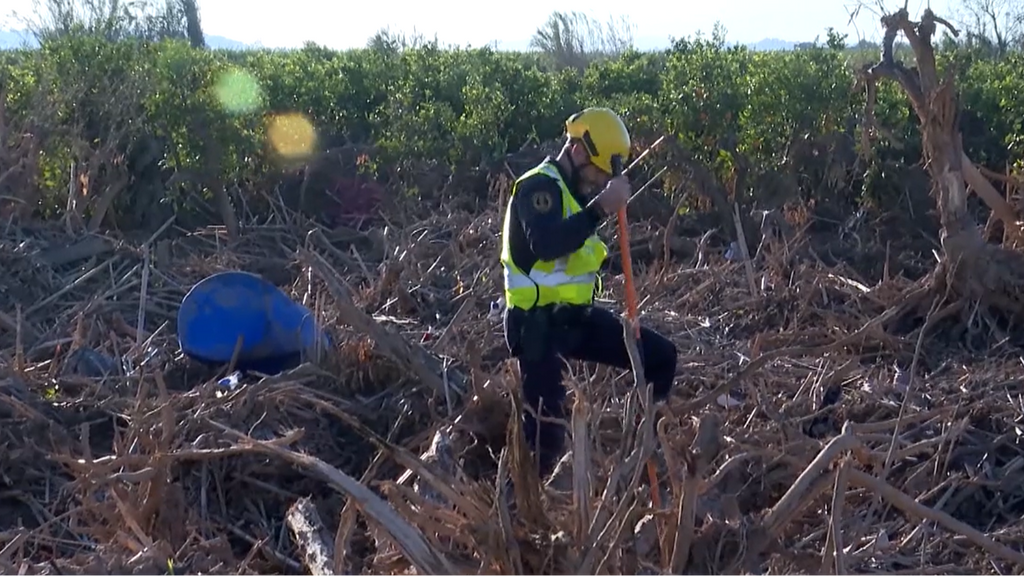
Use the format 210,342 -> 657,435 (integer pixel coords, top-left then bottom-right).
214,68 -> 263,115
266,112 -> 317,160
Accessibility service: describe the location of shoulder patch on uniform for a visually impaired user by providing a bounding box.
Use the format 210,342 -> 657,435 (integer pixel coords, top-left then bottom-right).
531,190 -> 553,213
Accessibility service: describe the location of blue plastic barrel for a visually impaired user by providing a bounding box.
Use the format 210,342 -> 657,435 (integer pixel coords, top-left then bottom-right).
177,271 -> 329,375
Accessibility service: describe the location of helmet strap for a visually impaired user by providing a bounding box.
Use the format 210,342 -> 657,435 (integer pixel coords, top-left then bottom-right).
565,142 -> 585,191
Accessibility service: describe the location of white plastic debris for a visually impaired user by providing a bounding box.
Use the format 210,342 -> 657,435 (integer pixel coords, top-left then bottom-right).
724,241 -> 741,261
717,393 -> 744,408
488,297 -> 506,322
217,371 -> 242,391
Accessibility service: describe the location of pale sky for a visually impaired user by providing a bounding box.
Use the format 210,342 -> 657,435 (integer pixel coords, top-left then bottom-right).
3,0 -> 957,49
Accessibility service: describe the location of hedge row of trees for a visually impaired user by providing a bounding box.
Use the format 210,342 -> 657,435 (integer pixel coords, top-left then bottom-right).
0,22 -> 1021,230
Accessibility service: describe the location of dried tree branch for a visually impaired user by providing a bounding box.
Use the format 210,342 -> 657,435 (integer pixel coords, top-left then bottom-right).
286,497 -> 336,576
208,421 -> 458,575
847,468 -> 1024,566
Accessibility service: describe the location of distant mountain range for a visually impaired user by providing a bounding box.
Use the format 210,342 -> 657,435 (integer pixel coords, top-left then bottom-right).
747,38 -> 799,51
0,29 -> 32,48
0,28 -> 799,52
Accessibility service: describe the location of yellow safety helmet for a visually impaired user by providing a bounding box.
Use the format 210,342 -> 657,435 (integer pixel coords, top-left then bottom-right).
565,107 -> 631,175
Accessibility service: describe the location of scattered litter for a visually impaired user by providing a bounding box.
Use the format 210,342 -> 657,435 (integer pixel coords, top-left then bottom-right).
717,393 -> 744,408
724,240 -> 742,261
217,370 -> 242,391
488,297 -> 505,322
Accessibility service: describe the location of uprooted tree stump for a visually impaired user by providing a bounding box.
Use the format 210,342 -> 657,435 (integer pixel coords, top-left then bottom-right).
858,7 -> 1024,328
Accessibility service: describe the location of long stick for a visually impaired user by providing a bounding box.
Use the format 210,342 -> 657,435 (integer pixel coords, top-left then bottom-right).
611,155 -> 661,513
615,210 -> 640,338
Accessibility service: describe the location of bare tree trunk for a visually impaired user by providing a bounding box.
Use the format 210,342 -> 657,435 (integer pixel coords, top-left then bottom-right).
180,0 -> 205,49
859,7 -> 1024,316
192,121 -> 238,238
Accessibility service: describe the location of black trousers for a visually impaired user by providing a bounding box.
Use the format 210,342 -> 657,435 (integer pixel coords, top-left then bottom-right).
504,304 -> 678,477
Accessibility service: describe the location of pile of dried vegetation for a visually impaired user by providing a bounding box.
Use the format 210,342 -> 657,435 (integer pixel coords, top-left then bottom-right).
1,179 -> 1024,575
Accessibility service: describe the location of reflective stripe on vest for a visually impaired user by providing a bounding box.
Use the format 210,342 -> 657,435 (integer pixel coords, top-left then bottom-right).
500,162 -> 608,310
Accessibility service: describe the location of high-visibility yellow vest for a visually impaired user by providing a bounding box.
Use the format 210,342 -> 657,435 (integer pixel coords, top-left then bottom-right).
500,162 -> 608,310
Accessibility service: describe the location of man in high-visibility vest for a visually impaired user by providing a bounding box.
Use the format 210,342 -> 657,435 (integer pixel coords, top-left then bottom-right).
500,107 -> 678,482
